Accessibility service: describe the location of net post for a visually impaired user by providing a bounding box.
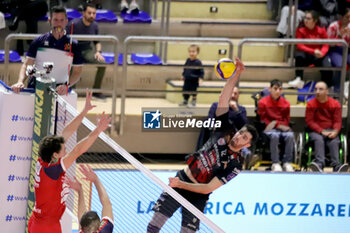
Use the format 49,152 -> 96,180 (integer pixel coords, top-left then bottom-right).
25,77 -> 56,232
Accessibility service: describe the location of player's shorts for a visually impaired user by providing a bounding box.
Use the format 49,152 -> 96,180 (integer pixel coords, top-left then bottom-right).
28,216 -> 62,233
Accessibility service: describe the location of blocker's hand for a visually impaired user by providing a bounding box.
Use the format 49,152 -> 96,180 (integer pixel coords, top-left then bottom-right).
65,176 -> 82,192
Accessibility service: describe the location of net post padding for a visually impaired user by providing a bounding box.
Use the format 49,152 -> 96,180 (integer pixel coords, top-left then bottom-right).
55,95 -> 225,233
25,77 -> 56,232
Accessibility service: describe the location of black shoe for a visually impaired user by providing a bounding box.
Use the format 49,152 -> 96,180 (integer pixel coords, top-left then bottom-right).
309,162 -> 323,172
92,93 -> 107,100
336,164 -> 349,173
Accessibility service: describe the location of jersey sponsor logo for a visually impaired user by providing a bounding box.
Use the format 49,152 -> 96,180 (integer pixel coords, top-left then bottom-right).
60,175 -> 70,204
217,138 -> 226,146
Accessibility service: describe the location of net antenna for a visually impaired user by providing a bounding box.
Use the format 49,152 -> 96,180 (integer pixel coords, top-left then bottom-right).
54,94 -> 225,233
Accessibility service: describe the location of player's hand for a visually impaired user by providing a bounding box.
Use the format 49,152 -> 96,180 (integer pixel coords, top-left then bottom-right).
65,176 -> 82,192
94,52 -> 105,62
56,84 -> 68,95
84,89 -> 97,113
96,111 -> 111,133
169,177 -> 182,188
234,57 -> 245,76
79,164 -> 98,183
314,49 -> 323,58
11,82 -> 25,93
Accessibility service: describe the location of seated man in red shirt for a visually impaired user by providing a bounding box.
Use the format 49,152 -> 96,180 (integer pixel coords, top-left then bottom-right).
67,164 -> 113,233
305,81 -> 349,172
257,79 -> 295,172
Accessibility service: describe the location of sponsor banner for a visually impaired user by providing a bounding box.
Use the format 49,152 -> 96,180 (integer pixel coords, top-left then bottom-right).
0,87 -> 77,233
91,170 -> 350,233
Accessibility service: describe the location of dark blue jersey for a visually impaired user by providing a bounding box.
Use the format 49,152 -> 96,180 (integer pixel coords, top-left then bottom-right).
27,32 -> 84,66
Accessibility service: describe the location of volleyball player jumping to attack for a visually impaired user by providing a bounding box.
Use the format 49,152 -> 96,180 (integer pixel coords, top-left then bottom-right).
28,89 -> 111,233
147,58 -> 258,233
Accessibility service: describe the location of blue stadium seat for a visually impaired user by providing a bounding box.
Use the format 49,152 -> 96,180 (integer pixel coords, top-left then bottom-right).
0,50 -> 21,63
95,9 -> 118,23
121,11 -> 152,24
297,81 -> 315,103
66,8 -> 82,21
101,52 -> 123,65
131,53 -> 162,65
4,13 -> 11,19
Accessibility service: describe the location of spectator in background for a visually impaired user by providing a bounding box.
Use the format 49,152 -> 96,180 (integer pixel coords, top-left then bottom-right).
11,6 -> 83,95
257,79 -> 295,172
288,11 -> 332,89
6,0 -> 48,55
66,3 -> 107,100
120,0 -> 139,13
305,81 -> 348,172
179,44 -> 204,108
276,0 -> 314,37
314,0 -> 338,27
327,8 -> 350,93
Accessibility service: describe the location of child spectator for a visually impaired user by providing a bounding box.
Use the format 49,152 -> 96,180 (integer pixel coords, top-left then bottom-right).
289,11 -> 332,89
327,8 -> 350,92
179,44 -> 204,107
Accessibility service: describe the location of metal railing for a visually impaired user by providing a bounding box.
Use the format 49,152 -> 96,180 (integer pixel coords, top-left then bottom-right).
237,37 -> 349,136
120,35 -> 234,135
4,33 -> 120,133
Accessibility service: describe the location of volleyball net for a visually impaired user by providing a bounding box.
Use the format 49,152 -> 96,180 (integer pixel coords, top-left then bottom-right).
53,92 -> 223,233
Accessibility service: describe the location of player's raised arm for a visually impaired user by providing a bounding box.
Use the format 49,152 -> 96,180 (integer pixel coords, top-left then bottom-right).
80,164 -> 114,221
62,112 -> 110,170
216,58 -> 245,117
61,89 -> 96,141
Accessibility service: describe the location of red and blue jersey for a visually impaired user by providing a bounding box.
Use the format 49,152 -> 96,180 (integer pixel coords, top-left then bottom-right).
79,217 -> 114,233
31,157 -> 68,224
